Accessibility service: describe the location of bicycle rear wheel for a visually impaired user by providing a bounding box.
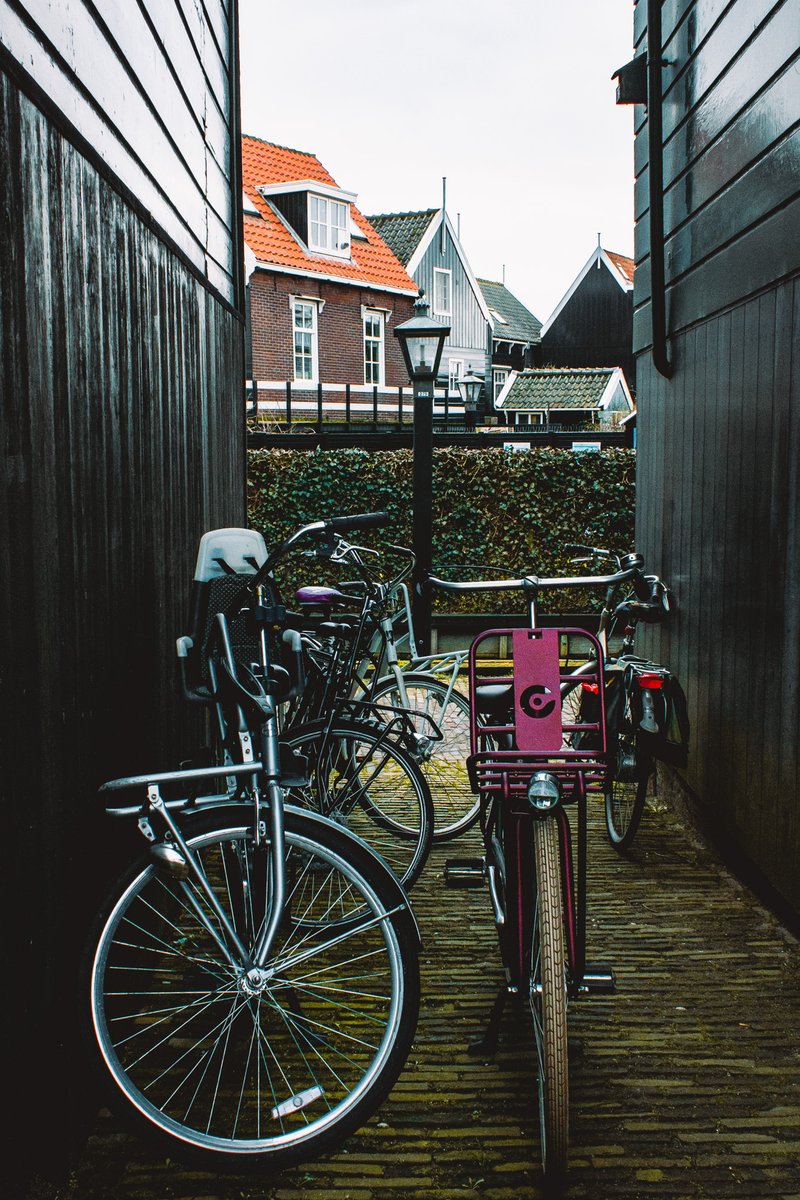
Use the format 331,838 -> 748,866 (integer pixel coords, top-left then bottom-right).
88,806 -> 420,1171
281,719 -> 434,888
369,673 -> 478,841
605,741 -> 652,849
530,815 -> 569,1179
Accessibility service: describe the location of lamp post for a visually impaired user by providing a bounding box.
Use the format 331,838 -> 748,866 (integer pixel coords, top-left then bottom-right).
457,371 -> 484,431
394,289 -> 450,655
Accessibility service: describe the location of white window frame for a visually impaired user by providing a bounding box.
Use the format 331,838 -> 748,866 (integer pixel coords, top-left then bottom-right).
493,368 -> 509,403
308,194 -> 350,258
363,309 -> 385,387
292,299 -> 319,384
433,267 -> 452,316
448,358 -> 464,394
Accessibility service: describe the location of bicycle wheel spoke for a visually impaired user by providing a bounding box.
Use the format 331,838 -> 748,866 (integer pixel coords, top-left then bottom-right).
90,815 -> 418,1165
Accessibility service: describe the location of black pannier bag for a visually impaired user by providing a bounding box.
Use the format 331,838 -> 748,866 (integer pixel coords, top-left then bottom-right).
574,660 -> 690,769
622,660 -> 690,768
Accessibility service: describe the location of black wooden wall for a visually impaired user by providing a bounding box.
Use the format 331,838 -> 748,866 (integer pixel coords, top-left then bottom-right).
633,0 -> 800,917
540,264 -> 636,392
0,1 -> 244,1183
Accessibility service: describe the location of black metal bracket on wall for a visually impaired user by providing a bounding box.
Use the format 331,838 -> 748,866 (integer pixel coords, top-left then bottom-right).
613,0 -> 673,379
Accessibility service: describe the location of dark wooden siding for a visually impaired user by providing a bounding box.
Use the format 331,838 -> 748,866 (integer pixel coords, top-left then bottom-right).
0,0 -> 239,303
272,190 -> 310,242
0,6 -> 244,1183
633,0 -> 800,916
539,265 -> 636,391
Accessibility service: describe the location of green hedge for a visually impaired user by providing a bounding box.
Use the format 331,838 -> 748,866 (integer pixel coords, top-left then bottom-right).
247,447 -> 635,613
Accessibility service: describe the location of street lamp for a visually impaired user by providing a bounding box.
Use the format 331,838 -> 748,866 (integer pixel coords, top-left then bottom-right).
394,289 -> 450,655
457,372 -> 484,430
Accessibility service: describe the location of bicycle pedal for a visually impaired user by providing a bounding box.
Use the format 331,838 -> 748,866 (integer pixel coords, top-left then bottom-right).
444,858 -> 485,888
579,963 -> 616,994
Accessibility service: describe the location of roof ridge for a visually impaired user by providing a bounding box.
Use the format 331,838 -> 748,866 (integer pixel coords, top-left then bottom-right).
242,133 -> 320,160
367,208 -> 439,219
523,365 -> 614,373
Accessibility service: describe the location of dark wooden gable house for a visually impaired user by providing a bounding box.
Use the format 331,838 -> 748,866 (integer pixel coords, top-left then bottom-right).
540,242 -> 636,392
0,1 -> 245,1184
630,0 -> 800,923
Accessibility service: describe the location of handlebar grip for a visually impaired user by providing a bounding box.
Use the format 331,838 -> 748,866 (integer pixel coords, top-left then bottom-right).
326,511 -> 389,531
632,573 -> 651,600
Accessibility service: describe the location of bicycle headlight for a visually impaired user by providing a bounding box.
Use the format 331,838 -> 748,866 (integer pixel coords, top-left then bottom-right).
527,771 -> 562,813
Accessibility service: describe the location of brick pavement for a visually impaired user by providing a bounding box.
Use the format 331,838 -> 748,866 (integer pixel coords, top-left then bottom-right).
54,797 -> 800,1200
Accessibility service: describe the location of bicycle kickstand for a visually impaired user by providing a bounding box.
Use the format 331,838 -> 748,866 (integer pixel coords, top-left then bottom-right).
468,984 -> 516,1057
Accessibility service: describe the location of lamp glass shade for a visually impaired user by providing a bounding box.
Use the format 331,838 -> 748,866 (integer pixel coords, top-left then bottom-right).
393,291 -> 450,382
457,373 -> 483,411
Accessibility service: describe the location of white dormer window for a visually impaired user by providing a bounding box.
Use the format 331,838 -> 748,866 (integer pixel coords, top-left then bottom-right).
309,195 -> 350,257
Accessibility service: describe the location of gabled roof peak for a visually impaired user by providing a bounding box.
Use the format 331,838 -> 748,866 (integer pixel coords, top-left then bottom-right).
540,242 -> 635,336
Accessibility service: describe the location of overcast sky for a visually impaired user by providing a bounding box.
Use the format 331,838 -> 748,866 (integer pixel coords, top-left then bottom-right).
237,0 -> 637,323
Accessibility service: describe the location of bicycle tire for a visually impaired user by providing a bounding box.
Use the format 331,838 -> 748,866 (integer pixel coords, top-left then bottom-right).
605,744 -> 652,849
530,815 -> 569,1179
88,805 -> 420,1171
369,673 -> 479,841
281,718 -> 434,888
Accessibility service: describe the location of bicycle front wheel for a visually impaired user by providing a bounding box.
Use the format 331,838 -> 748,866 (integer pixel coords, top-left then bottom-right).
369,673 -> 478,841
88,807 -> 420,1171
282,719 -> 434,889
605,743 -> 652,849
530,815 -> 569,1179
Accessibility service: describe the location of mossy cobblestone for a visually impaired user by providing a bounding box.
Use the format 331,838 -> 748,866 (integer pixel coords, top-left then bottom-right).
48,800 -> 800,1200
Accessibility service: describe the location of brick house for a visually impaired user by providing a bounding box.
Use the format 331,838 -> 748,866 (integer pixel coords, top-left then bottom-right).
242,136 -> 418,420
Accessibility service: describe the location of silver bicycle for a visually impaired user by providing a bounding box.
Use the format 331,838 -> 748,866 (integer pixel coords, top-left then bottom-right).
86,519 -> 421,1171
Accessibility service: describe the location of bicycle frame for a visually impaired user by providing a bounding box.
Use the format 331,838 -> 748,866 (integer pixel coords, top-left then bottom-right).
467,626 -> 608,997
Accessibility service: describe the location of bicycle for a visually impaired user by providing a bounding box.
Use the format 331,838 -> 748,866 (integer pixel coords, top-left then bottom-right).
85,519 -> 421,1170
193,517 -> 435,890
555,544 -> 674,849
432,547 -> 675,851
289,537 -> 477,841
435,571 -> 625,1180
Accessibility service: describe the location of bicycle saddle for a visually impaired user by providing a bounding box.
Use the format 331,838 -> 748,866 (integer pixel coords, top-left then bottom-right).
614,597 -> 667,623
295,585 -> 355,607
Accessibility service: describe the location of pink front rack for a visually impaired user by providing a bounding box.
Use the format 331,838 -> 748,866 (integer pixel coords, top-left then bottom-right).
467,626 -> 609,801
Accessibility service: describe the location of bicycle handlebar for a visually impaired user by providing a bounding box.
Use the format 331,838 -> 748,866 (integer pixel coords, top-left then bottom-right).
327,511 -> 389,531
428,565 -> 643,593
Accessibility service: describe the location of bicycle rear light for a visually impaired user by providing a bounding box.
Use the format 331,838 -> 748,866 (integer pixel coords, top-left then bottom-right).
581,681 -> 600,694
527,771 -> 562,813
636,673 -> 664,689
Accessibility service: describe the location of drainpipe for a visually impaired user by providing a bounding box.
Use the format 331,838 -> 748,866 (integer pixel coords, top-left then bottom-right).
647,0 -> 672,378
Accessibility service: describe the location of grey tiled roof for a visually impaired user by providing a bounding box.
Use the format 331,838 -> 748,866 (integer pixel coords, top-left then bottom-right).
499,367 -> 616,411
366,210 -> 438,266
478,279 -> 542,344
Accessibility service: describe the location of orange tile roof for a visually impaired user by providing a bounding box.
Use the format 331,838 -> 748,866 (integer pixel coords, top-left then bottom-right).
241,136 -> 417,293
606,250 -> 635,285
